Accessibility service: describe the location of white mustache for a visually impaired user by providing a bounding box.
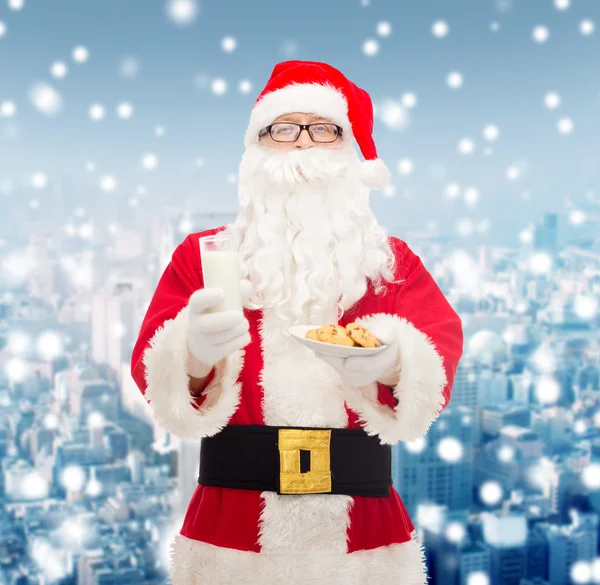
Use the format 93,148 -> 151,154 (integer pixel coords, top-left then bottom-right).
259,147 -> 352,185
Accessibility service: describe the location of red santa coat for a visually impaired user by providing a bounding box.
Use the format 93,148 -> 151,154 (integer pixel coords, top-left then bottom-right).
131,226 -> 463,585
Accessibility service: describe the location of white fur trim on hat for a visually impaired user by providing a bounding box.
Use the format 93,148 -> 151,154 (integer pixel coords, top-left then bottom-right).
360,158 -> 391,190
244,82 -> 353,147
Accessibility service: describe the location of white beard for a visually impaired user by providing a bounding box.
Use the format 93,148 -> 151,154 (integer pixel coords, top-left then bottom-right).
226,143 -> 396,324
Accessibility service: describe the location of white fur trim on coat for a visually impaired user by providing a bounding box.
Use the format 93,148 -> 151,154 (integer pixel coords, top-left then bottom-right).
360,158 -> 391,190
244,82 -> 353,147
169,529 -> 427,585
341,313 -> 448,445
257,308 -> 353,554
142,305 -> 244,440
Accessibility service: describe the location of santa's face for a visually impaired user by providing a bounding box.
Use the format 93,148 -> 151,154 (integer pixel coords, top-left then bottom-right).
229,112 -> 395,325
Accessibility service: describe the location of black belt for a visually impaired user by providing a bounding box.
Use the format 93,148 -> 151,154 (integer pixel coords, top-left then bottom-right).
198,425 -> 392,497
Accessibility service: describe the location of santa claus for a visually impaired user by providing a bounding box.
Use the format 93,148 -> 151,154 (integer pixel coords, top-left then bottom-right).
131,60 -> 463,585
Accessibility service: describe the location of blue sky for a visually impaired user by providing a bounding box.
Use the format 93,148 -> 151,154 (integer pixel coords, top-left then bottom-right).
1,0 -> 599,245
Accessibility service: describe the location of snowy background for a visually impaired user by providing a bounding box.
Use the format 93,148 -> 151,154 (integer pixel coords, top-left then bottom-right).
2,3 -> 600,584
1,0 -> 599,246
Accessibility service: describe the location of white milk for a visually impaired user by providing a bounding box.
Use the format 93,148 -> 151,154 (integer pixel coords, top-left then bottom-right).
201,249 -> 243,313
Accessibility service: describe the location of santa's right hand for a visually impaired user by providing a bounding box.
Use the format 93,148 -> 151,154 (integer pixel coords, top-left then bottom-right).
186,287 -> 251,377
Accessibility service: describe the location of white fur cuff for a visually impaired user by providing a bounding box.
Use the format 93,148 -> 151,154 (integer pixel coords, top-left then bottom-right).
341,313 -> 447,445
142,305 -> 244,440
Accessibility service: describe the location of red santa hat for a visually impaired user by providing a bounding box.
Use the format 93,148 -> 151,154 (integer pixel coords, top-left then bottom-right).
244,60 -> 391,190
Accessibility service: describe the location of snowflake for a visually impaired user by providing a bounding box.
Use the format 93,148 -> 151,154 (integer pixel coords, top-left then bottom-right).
29,83 -> 62,116
467,572 -> 490,585
498,445 -> 515,462
447,71 -> 464,89
437,436 -> 464,462
72,45 -> 89,63
573,294 -> 597,320
557,117 -> 574,134
457,137 -> 475,155
119,57 -> 140,77
88,104 -> 105,121
221,36 -> 237,52
432,20 -> 449,38
405,436 -> 426,454
51,62 -> 68,79
582,463 -> 600,489
529,251 -> 552,274
378,99 -> 409,131
376,21 -> 392,37
464,187 -> 479,206
211,78 -> 227,95
535,376 -> 560,403
166,0 -> 200,26
445,183 -> 461,199
31,172 -> 48,189
532,26 -> 550,43
397,158 -> 414,175
362,39 -> 379,56
382,184 -> 395,198
506,165 -> 521,181
580,20 -> 595,36
569,209 -> 586,225
0,100 -> 16,117
238,79 -> 253,94
479,481 -> 503,505
445,522 -> 466,543
7,330 -> 30,354
61,465 -> 86,491
142,153 -> 158,170
544,91 -> 561,109
116,102 -> 133,119
571,561 -> 592,585
100,176 -> 117,192
37,330 -> 63,361
401,92 -> 417,109
483,124 -> 500,141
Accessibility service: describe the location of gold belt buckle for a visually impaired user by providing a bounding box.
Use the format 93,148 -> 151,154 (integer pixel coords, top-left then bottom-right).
278,429 -> 332,494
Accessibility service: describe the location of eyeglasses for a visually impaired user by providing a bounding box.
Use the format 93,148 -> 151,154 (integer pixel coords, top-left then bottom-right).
259,122 -> 343,143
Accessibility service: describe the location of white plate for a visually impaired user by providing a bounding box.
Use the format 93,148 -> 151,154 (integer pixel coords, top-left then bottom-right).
288,325 -> 387,357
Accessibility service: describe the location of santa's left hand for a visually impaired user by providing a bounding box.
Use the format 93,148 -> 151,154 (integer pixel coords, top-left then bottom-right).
314,322 -> 401,388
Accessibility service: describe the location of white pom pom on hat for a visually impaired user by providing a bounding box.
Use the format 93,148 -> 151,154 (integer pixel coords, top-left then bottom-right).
244,60 -> 391,190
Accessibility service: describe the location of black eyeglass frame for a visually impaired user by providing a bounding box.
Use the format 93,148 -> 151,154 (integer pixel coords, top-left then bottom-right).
258,122 -> 344,143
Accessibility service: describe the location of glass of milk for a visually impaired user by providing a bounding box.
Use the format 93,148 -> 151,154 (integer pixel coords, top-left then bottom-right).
199,234 -> 243,313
